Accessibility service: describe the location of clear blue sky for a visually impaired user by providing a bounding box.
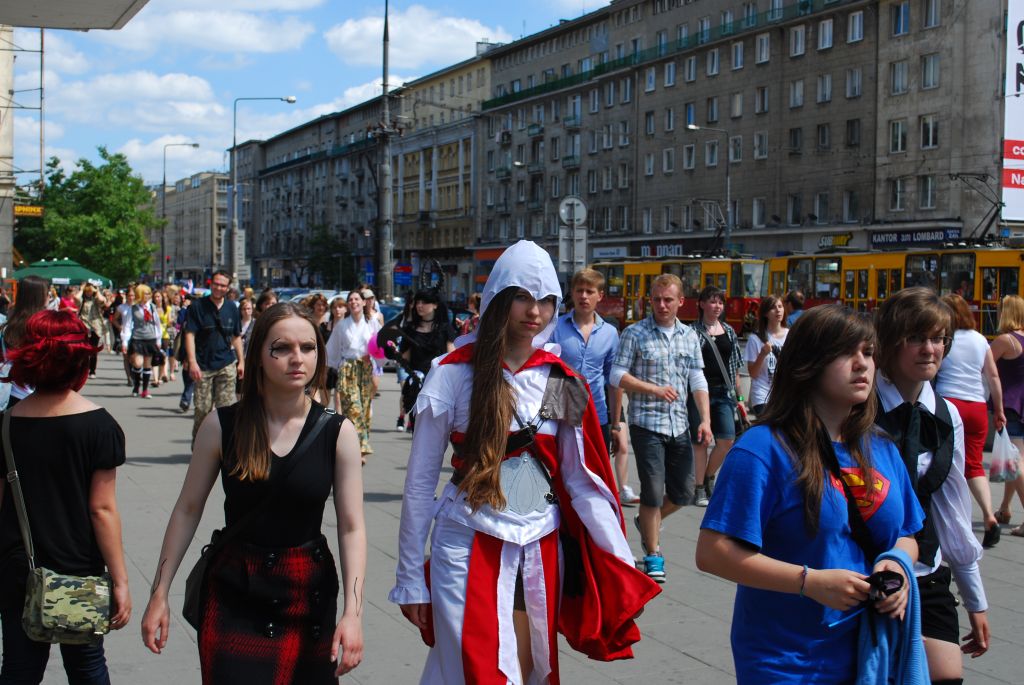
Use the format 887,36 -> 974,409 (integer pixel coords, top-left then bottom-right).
12,0 -> 603,187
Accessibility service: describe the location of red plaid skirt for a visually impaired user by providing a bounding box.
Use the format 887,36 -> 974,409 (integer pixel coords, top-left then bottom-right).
198,535 -> 339,685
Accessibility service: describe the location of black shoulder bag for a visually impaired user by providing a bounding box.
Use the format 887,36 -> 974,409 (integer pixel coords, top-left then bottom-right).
182,409 -> 335,630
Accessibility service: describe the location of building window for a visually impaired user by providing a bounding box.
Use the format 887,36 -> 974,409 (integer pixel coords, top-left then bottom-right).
787,194 -> 803,225
755,86 -> 769,114
815,192 -> 829,223
707,97 -> 719,123
768,0 -> 783,21
645,111 -> 656,135
698,16 -> 711,43
665,107 -> 675,131
602,167 -> 614,190
550,175 -> 561,198
619,205 -> 630,232
618,163 -> 630,188
587,169 -> 598,193
683,144 -> 696,169
644,153 -> 655,176
790,25 -> 806,56
684,56 -> 698,82
890,61 -> 909,95
730,92 -> 743,118
788,127 -> 804,153
677,23 -> 690,46
754,131 -> 769,159
729,136 -> 743,162
665,61 -> 676,86
818,19 -> 834,49
589,89 -> 600,113
919,174 -> 937,208
722,9 -> 735,34
843,190 -> 859,222
619,120 -> 631,146
707,48 -> 720,76
753,198 -> 767,227
685,101 -> 696,125
642,207 -> 653,234
923,0 -> 941,28
817,74 -> 832,103
662,205 -> 673,232
621,77 -> 632,103
892,1 -> 910,36
890,177 -> 907,210
790,79 -> 804,108
605,81 -> 616,107
732,41 -> 744,69
848,10 -> 864,42
663,148 -> 676,173
742,2 -> 758,28
922,54 -> 940,89
921,114 -> 939,149
890,119 -> 908,153
551,136 -> 560,161
846,67 -> 862,98
846,119 -> 861,147
645,66 -> 657,92
756,33 -> 770,63
817,124 -> 831,150
706,140 -> 719,167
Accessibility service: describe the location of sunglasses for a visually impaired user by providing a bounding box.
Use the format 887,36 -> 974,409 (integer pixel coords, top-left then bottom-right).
867,570 -> 904,601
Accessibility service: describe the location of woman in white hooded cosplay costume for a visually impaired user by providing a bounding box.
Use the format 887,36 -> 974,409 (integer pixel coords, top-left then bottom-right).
389,241 -> 660,685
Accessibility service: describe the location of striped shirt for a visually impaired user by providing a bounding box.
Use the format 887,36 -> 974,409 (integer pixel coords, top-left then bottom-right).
610,316 -> 708,438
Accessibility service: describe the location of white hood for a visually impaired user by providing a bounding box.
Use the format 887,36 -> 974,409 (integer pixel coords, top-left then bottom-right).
455,240 -> 562,349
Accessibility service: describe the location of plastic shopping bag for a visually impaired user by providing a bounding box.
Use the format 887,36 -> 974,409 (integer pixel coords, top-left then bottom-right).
989,429 -> 1021,483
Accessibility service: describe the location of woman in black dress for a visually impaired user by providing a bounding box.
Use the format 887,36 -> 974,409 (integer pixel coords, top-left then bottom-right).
141,302 -> 366,683
399,289 -> 457,430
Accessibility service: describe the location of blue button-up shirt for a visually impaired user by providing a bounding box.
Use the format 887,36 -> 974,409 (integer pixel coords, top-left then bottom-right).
550,312 -> 619,425
610,316 -> 708,438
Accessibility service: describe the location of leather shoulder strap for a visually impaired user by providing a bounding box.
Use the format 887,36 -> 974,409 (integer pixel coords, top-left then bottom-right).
2,412 -> 37,570
696,328 -> 733,397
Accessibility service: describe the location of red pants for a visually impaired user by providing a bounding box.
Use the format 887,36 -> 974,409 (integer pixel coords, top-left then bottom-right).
945,397 -> 988,479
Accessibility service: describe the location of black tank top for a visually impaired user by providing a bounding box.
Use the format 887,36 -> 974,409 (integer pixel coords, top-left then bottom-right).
217,402 -> 344,547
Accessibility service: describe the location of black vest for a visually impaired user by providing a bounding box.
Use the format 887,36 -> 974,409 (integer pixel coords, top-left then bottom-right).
875,395 -> 954,566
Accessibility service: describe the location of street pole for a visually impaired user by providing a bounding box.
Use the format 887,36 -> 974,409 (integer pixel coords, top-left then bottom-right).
378,0 -> 395,302
162,142 -> 198,284
686,124 -> 731,248
231,95 -> 296,284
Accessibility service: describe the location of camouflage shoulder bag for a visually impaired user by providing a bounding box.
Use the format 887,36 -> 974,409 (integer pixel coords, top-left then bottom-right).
2,413 -> 111,645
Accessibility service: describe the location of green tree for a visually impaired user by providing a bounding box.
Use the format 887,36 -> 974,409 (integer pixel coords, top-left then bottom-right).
31,148 -> 158,285
306,225 -> 355,289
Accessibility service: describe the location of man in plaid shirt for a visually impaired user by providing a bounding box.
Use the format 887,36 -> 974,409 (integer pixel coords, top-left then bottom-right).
610,273 -> 710,583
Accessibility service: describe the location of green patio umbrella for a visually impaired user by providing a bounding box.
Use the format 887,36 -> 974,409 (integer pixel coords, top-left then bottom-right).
12,258 -> 113,289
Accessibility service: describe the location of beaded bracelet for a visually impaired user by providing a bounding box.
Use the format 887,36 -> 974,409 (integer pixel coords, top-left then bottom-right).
799,564 -> 809,597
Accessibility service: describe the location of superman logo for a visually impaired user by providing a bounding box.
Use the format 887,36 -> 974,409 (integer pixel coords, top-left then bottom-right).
829,467 -> 891,521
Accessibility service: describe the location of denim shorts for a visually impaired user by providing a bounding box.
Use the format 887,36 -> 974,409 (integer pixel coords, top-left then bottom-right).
628,424 -> 695,507
688,386 -> 737,441
1007,409 -> 1024,438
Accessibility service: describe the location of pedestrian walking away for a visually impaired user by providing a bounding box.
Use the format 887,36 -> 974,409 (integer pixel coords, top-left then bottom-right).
696,305 -> 925,684
141,302 -> 366,684
610,272 -> 711,582
988,294 -> 1024,534
78,284 -> 108,379
390,240 -> 660,684
325,290 -> 379,460
0,310 -> 133,683
874,288 -> 990,684
183,271 -> 244,440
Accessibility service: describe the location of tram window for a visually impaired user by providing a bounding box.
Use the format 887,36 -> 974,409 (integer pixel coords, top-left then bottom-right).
661,263 -> 701,298
730,264 -> 743,298
905,255 -> 938,290
788,259 -> 813,295
770,271 -> 786,295
982,268 -> 996,300
857,270 -> 869,300
844,271 -> 855,302
939,254 -> 975,300
815,257 -> 841,298
999,268 -> 1018,298
604,265 -> 624,296
877,270 -> 889,300
890,270 -> 902,297
744,262 -> 765,297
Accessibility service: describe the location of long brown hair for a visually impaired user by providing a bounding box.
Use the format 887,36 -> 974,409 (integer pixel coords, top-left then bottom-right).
230,302 -> 327,481
4,276 -> 50,349
757,304 -> 877,535
755,294 -> 784,342
458,287 -> 518,510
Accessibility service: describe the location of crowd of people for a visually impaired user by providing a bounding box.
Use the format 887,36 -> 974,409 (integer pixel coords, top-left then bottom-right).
0,245 -> 1018,684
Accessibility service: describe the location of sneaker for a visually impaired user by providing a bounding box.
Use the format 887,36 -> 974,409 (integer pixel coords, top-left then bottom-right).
619,485 -> 640,506
643,553 -> 666,583
89,373 -> 97,379
140,390 -> 151,399
179,400 -> 190,413
131,390 -> 139,397
694,485 -> 709,508
396,418 -> 406,432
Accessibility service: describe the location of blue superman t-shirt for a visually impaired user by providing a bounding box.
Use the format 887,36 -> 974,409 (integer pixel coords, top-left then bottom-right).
700,425 -> 924,684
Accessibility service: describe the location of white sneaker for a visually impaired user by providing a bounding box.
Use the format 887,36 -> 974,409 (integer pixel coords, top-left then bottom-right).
694,485 -> 709,507
620,485 -> 640,506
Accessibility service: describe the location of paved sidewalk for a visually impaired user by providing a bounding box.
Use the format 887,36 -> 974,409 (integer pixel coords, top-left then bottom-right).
22,354 -> 1024,683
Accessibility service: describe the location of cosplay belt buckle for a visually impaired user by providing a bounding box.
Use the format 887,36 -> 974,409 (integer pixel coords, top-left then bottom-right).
500,453 -> 553,515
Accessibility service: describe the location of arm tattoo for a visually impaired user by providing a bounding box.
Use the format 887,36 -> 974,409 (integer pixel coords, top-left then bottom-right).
151,558 -> 167,595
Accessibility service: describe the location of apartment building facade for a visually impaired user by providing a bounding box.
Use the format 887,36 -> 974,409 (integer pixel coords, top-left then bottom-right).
149,171 -> 229,281
477,0 -> 1005,272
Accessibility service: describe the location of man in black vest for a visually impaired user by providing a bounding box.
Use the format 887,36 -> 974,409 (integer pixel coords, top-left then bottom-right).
183,270 -> 244,439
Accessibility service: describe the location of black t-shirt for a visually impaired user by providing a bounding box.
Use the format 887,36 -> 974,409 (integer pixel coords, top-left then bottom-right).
0,409 -> 126,586
218,403 -> 344,548
400,323 -> 457,373
700,331 -> 734,388
185,296 -> 241,372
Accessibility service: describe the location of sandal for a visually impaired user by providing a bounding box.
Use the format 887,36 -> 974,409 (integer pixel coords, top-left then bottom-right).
995,509 -> 1012,525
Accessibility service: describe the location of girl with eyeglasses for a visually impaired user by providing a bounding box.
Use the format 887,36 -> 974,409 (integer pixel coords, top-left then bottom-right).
874,287 -> 990,684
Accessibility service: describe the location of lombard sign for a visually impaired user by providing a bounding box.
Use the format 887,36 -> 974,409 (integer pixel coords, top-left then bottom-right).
870,227 -> 961,247
1003,0 -> 1024,221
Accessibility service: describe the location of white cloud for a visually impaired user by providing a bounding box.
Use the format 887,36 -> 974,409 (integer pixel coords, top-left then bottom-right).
300,75 -> 416,119
152,0 -> 323,9
13,115 -> 77,178
324,5 -> 513,69
12,30 -> 90,75
544,0 -> 605,15
95,11 -> 315,54
116,135 -> 224,184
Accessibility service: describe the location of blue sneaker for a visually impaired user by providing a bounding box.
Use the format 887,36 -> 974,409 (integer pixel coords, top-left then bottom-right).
643,553 -> 666,583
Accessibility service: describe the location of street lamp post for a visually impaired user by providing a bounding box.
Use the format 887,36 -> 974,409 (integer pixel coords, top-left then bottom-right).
687,123 -> 732,245
232,95 -> 296,283
162,142 -> 199,284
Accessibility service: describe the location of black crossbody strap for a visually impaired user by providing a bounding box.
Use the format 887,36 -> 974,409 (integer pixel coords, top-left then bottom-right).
206,409 -> 335,554
818,430 -> 880,562
3,412 -> 37,570
203,297 -> 232,347
696,328 -> 734,400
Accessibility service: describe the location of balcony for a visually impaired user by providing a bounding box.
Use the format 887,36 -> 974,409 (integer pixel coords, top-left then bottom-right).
527,123 -> 544,137
563,115 -> 581,130
561,155 -> 581,169
496,166 -> 512,179
495,202 -> 511,215
527,161 -> 545,174
528,199 -> 544,211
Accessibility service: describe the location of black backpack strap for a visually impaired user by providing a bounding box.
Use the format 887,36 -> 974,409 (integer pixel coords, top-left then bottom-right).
817,429 -> 880,563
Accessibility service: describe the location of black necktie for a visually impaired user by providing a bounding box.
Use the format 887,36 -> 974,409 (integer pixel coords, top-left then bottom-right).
877,400 -> 952,488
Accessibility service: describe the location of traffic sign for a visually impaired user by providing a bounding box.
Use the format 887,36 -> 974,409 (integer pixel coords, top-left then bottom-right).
558,196 -> 587,227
